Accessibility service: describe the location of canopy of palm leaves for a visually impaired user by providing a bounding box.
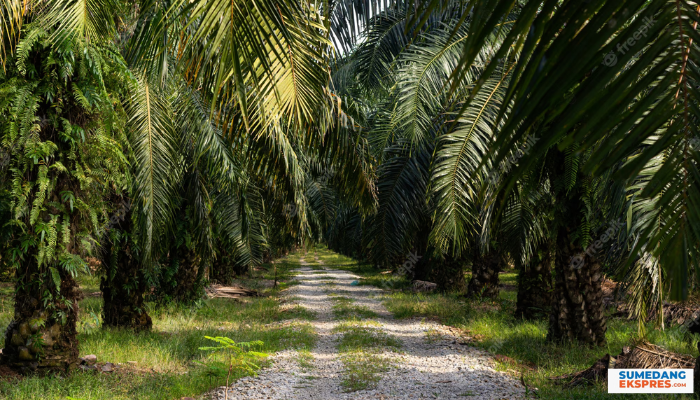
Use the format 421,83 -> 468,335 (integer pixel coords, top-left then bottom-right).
2,0 -> 699,336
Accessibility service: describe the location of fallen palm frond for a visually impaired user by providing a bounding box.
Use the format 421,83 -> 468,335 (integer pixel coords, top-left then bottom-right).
205,284 -> 259,299
550,340 -> 696,388
610,301 -> 700,329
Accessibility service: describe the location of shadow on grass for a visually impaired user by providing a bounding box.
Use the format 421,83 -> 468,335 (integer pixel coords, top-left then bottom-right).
0,257 -> 316,400
0,319 -> 316,400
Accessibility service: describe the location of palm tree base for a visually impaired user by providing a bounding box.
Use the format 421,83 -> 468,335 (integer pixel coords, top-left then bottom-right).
515,241 -> 553,319
102,265 -> 152,332
430,255 -> 467,292
2,264 -> 80,374
156,246 -> 205,303
466,250 -> 500,299
547,241 -> 606,346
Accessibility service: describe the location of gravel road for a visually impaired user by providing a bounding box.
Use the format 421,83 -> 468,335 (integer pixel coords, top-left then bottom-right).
213,258 -> 526,400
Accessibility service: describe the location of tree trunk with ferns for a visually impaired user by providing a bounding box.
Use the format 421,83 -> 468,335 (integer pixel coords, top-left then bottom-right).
0,26 -> 130,373
545,150 -> 607,346
101,208 -> 152,331
515,239 -> 554,319
2,257 -> 82,374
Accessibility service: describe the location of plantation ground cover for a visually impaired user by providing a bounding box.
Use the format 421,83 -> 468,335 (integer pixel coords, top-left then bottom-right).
0,254 -> 315,400
221,247 -> 525,399
1,247 -> 698,399
324,247 -> 700,400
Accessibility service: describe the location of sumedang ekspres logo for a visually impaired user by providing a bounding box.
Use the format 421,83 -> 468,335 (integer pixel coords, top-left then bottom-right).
608,369 -> 693,394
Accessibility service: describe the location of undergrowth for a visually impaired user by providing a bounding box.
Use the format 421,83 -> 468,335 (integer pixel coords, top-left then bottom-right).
0,254 -> 315,400
317,244 -> 700,400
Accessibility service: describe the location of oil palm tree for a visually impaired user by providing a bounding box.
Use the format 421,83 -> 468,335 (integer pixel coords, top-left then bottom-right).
444,0 -> 700,344
0,0 -> 131,372
323,2 -> 524,294
0,0 -> 341,373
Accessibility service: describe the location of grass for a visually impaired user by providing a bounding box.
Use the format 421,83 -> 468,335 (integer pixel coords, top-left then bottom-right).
333,320 -> 401,352
424,326 -> 442,344
330,296 -> 378,320
0,254 -> 316,400
311,250 -> 406,394
340,351 -> 391,392
332,319 -> 399,392
385,291 -> 697,399
383,292 -> 471,323
296,349 -> 314,372
320,245 -> 699,400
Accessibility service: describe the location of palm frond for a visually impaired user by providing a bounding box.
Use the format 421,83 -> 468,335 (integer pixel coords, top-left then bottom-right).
455,0 -> 700,300
430,74 -> 508,254
43,0 -> 119,43
364,142 -> 431,265
0,0 -> 26,69
127,74 -> 179,266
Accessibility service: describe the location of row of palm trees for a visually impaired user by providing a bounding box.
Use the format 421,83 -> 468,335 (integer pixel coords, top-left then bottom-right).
0,0 -> 372,373
322,0 -> 699,348
0,0 -> 698,375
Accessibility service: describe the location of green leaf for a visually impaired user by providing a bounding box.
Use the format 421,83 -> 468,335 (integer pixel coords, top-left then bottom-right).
49,267 -> 61,290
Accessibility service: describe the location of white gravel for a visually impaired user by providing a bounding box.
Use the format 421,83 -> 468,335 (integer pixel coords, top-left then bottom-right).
213,259 -> 526,400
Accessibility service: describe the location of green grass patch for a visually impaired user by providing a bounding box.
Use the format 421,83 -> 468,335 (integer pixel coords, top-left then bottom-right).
309,247 -> 373,271
340,351 -> 391,392
279,303 -> 316,321
332,302 -> 378,320
333,321 -> 401,352
0,260 -> 316,400
296,349 -> 314,372
333,318 -> 397,392
383,292 -> 472,325
358,274 -> 411,290
373,285 -> 698,400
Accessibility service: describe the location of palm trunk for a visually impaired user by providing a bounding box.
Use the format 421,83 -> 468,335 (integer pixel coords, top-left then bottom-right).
547,227 -> 607,346
694,342 -> 700,397
211,253 -> 235,284
101,211 -> 152,331
431,255 -> 467,291
466,249 -> 500,299
212,248 -> 247,284
159,246 -> 204,303
515,239 -> 554,319
2,259 -> 81,374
